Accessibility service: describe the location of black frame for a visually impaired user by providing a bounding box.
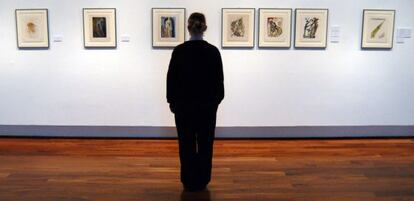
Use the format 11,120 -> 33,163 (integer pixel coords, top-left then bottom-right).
361,9 -> 396,49
15,9 -> 50,49
294,8 -> 329,49
82,8 -> 117,48
151,8 -> 186,48
221,8 -> 256,48
258,8 -> 293,48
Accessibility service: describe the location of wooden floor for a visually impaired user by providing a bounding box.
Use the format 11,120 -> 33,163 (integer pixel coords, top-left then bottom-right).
0,138 -> 413,201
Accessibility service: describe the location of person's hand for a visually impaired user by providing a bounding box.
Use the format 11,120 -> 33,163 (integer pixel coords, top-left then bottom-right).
169,104 -> 176,114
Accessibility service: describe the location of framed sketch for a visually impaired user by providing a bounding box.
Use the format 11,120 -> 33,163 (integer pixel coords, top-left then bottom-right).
222,8 -> 255,48
152,8 -> 186,48
83,8 -> 117,48
361,9 -> 395,49
15,9 -> 49,48
259,8 -> 292,48
294,9 -> 328,48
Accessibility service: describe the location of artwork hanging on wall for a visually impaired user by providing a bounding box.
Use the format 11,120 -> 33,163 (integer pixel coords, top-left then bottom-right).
294,9 -> 328,48
258,8 -> 292,48
83,8 -> 117,48
152,8 -> 186,48
222,8 -> 255,48
15,9 -> 49,48
361,9 -> 395,49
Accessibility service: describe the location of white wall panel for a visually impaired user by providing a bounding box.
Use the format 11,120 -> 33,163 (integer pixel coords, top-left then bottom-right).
0,0 -> 413,127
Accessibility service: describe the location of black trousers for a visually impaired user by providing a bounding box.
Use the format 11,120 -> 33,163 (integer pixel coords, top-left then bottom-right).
174,102 -> 218,188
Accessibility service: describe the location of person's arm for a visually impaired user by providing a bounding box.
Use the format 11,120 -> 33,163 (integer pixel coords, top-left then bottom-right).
216,49 -> 225,104
167,49 -> 178,112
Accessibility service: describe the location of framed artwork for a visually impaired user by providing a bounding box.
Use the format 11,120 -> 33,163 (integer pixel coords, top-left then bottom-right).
152,8 -> 186,48
294,9 -> 328,48
222,8 -> 255,48
361,9 -> 395,49
83,8 -> 117,48
259,8 -> 292,48
15,9 -> 49,48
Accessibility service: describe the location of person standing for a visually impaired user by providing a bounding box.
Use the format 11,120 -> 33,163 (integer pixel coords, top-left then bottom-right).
167,12 -> 224,192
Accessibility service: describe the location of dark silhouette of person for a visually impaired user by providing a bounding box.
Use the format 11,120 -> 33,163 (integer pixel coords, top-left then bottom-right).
167,12 -> 224,192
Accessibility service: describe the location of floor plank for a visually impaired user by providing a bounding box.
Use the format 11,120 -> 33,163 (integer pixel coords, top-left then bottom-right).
0,138 -> 413,201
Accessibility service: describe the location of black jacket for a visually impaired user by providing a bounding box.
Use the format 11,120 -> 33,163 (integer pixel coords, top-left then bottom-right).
167,40 -> 224,105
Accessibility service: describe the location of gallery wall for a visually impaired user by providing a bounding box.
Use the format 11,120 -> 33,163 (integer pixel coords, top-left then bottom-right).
0,0 -> 413,135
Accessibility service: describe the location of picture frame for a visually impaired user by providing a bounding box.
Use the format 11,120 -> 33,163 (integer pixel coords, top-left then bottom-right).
15,9 -> 49,49
361,9 -> 395,49
152,8 -> 186,48
258,8 -> 292,48
222,8 -> 255,48
294,9 -> 328,48
83,8 -> 117,48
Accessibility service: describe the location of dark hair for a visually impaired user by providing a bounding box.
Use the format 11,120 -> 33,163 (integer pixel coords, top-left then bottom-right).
188,12 -> 207,35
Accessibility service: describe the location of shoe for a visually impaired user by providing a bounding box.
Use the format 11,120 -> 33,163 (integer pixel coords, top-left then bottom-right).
183,184 -> 207,192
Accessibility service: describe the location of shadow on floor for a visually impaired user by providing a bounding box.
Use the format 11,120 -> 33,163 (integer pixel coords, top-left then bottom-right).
181,189 -> 211,201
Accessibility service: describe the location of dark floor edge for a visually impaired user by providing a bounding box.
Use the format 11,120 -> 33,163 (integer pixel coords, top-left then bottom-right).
0,125 -> 413,138
1,136 -> 414,141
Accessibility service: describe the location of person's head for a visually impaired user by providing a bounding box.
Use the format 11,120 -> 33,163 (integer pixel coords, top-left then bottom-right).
187,12 -> 207,37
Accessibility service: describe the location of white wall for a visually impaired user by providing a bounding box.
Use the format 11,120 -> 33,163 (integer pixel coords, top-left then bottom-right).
0,0 -> 413,127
